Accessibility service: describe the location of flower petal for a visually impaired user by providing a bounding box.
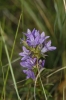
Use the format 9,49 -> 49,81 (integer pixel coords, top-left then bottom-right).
46,40 -> 51,47
41,32 -> 45,38
23,46 -> 29,53
27,29 -> 31,34
41,47 -> 48,53
29,34 -> 34,42
44,36 -> 50,40
48,46 -> 56,51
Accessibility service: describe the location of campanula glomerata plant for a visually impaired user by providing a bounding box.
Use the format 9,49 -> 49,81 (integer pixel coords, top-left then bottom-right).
19,29 -> 56,80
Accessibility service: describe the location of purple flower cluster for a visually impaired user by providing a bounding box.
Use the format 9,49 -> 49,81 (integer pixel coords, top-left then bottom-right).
19,29 -> 56,80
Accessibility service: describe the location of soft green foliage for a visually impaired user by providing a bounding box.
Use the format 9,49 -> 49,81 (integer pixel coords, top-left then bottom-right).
0,0 -> 66,100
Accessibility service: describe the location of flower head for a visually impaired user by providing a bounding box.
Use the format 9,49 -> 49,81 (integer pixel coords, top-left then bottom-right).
19,28 -> 56,80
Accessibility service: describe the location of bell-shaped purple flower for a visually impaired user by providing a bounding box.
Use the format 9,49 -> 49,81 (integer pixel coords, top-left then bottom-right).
41,40 -> 56,53
39,32 -> 50,44
19,46 -> 31,60
39,59 -> 45,69
23,70 -> 35,79
20,57 -> 36,79
20,58 -> 36,69
26,29 -> 51,48
26,29 -> 40,47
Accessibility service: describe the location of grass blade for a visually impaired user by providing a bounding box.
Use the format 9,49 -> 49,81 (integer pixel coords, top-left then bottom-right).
0,25 -> 21,100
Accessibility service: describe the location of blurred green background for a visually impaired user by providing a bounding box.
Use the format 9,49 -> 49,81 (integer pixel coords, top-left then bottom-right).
0,0 -> 66,100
